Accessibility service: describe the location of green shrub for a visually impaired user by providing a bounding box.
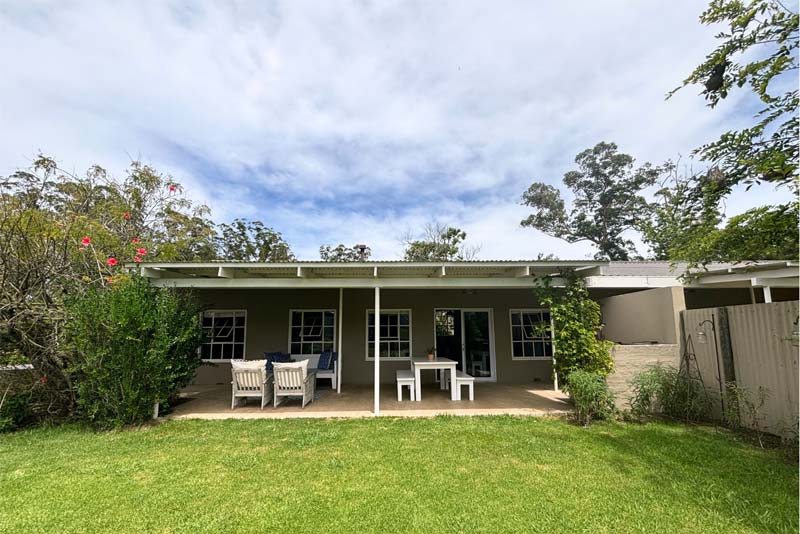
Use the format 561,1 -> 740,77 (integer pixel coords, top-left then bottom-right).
563,370 -> 616,425
0,389 -> 32,432
629,364 -> 708,422
65,276 -> 202,428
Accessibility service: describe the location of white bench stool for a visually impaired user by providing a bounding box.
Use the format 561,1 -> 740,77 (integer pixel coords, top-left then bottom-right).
396,370 -> 415,401
454,370 -> 475,401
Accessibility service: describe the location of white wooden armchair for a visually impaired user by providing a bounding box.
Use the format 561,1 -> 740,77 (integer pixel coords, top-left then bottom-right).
273,361 -> 316,408
230,360 -> 272,409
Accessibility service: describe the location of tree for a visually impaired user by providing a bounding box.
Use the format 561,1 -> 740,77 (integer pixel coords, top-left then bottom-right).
668,0 -> 798,187
640,163 -> 725,260
319,244 -> 371,262
675,202 -> 798,264
520,142 -> 662,260
0,155 -> 214,420
216,219 -> 295,262
402,223 -> 479,261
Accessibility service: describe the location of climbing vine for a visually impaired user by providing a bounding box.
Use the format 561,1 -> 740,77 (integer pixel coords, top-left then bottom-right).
535,273 -> 614,385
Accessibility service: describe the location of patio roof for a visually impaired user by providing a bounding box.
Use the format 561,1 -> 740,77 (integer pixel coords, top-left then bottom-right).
692,260 -> 799,292
130,260 -> 684,289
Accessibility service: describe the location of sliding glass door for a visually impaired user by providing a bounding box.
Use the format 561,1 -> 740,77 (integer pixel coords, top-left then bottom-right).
434,309 -> 496,381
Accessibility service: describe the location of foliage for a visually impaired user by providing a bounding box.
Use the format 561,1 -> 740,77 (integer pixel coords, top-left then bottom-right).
0,155 -> 295,422
402,222 -> 479,261
0,389 -> 32,432
640,163 -> 725,260
536,274 -> 614,383
216,218 -> 295,262
668,0 -> 798,187
670,201 -> 797,271
642,160 -> 797,267
319,243 -> 371,262
562,370 -> 617,425
520,142 -> 662,260
0,156 -> 214,418
64,276 -> 202,428
628,364 -> 710,422
724,382 -> 769,447
2,418 -> 797,532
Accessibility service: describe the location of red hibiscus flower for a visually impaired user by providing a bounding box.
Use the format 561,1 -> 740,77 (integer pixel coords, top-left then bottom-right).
106,257 -> 118,266
168,184 -> 177,192
123,212 -> 130,219
81,236 -> 91,245
136,248 -> 147,255
133,255 -> 142,263
132,237 -> 140,244
39,376 -> 48,384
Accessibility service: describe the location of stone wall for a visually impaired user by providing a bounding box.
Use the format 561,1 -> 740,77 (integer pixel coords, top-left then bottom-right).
606,344 -> 680,408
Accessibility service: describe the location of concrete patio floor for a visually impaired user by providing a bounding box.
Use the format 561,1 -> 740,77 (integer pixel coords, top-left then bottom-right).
167,382 -> 572,419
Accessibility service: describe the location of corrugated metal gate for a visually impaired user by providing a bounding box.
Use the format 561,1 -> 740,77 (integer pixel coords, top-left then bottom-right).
681,301 -> 799,437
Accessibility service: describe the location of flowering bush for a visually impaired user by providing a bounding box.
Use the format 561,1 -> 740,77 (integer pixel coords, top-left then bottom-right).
65,276 -> 202,428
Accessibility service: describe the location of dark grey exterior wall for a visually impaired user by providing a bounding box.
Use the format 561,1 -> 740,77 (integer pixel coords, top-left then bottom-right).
192,288 -> 555,386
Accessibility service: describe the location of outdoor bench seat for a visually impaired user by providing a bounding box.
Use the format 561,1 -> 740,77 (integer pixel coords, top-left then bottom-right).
454,370 -> 475,401
396,370 -> 415,401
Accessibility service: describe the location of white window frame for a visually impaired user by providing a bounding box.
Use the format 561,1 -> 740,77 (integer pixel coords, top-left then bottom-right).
365,308 -> 413,361
509,308 -> 554,360
287,309 -> 337,357
200,309 -> 247,362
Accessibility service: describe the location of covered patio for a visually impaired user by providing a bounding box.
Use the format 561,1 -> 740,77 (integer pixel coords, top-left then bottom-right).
168,382 -> 571,419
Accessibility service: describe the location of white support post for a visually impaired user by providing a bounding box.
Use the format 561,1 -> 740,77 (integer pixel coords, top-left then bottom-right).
374,286 -> 381,415
337,288 -> 343,394
763,286 -> 773,303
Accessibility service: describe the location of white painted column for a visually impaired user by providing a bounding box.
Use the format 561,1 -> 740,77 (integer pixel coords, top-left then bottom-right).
374,286 -> 381,415
763,286 -> 773,303
337,288 -> 343,394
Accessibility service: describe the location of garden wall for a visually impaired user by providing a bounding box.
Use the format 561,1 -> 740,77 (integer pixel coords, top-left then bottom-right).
681,301 -> 799,437
599,287 -> 685,344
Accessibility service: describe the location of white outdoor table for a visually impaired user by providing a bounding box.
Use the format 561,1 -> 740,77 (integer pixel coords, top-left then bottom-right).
411,357 -> 458,401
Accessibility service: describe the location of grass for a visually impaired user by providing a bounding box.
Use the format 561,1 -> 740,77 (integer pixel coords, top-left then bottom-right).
0,417 -> 796,533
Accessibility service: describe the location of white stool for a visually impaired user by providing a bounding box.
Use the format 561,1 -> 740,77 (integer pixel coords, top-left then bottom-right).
396,370 -> 416,401
454,370 -> 475,401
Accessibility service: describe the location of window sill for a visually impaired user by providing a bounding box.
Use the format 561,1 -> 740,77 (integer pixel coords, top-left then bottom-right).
511,357 -> 553,361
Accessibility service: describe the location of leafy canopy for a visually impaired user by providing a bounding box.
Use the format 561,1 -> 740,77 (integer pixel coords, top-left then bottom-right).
216,219 -> 295,262
402,222 -> 479,261
319,244 -> 371,262
668,0 -> 798,187
521,142 -> 661,260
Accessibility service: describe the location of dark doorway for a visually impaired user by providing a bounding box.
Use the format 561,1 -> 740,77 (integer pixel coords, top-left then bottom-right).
434,309 -> 462,371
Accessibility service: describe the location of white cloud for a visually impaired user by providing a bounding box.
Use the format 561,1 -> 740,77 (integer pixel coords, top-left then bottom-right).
0,0 -> 793,260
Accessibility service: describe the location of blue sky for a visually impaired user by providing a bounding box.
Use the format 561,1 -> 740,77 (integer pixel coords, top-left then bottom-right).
0,1 -> 793,260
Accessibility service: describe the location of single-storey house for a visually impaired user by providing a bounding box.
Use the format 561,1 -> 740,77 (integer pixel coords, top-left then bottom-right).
137,260 -> 798,415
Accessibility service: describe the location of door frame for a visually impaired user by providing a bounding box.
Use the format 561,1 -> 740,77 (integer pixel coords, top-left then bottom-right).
433,308 -> 497,382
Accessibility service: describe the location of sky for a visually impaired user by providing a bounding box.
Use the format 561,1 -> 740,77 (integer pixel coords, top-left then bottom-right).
0,1 -> 793,260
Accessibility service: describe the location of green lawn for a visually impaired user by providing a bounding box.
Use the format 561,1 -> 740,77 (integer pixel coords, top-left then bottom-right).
0,417 -> 796,533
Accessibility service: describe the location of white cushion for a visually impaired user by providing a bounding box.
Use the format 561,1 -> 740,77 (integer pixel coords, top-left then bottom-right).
273,359 -> 309,380
231,359 -> 265,371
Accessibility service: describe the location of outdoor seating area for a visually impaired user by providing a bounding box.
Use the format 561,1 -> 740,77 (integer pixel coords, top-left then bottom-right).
172,380 -> 570,419
229,351 -> 337,410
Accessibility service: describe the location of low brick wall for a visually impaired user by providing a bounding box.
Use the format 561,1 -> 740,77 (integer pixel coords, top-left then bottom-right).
607,344 -> 680,409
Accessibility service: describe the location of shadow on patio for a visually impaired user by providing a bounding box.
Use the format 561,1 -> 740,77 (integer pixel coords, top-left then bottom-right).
167,382 -> 572,419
